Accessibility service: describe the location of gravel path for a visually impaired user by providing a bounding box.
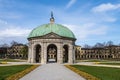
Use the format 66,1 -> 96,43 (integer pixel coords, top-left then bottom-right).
20,63 -> 85,80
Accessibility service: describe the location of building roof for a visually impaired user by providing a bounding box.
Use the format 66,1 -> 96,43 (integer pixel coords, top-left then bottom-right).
28,23 -> 76,39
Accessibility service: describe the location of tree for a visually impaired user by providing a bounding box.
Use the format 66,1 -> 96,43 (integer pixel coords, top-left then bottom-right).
94,42 -> 104,48
83,44 -> 91,48
0,43 -> 9,48
10,40 -> 19,46
106,41 -> 114,46
20,45 -> 28,59
102,42 -> 106,47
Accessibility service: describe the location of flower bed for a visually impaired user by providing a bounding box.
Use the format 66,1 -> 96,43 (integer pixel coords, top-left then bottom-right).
0,61 -> 7,64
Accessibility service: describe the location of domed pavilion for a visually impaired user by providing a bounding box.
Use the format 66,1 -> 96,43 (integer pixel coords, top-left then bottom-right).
28,12 -> 76,64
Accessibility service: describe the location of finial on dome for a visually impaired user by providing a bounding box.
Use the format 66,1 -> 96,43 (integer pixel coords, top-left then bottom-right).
50,11 -> 55,24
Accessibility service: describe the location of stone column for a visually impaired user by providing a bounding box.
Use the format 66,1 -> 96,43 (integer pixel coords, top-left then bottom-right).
73,46 -> 75,63
41,43 -> 44,64
57,43 -> 63,64
68,44 -> 73,64
31,43 -> 36,63
43,42 -> 47,64
28,42 -> 31,63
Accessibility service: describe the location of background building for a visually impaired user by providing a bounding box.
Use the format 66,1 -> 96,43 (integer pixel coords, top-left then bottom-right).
75,45 -> 120,60
7,44 -> 28,59
0,47 -> 7,58
0,41 -> 28,59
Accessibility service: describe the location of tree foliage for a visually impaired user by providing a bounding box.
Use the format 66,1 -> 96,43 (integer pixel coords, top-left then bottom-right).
20,45 -> 28,56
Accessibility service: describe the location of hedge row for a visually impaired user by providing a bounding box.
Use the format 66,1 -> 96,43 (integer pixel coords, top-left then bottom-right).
65,65 -> 100,80
6,65 -> 39,80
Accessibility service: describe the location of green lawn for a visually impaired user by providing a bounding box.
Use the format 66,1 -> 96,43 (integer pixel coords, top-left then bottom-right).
100,63 -> 120,65
0,65 -> 32,80
76,59 -> 113,62
0,59 -> 25,62
71,65 -> 120,80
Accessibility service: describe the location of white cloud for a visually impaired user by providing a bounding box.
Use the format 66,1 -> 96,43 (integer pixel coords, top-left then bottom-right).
92,3 -> 120,13
63,23 -> 107,41
104,17 -> 117,22
0,19 -> 8,25
0,27 -> 31,37
66,0 -> 76,9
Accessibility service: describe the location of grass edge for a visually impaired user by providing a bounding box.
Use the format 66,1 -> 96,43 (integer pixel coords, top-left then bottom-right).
65,65 -> 101,80
5,65 -> 40,80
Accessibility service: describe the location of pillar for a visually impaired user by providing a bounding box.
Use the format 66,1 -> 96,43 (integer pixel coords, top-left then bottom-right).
43,42 -> 47,64
68,44 -> 73,64
73,46 -> 75,63
41,43 -> 44,64
57,43 -> 63,64
30,43 -> 36,63
28,43 -> 31,63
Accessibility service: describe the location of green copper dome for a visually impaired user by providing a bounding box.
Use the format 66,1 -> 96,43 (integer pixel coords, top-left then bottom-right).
28,23 -> 76,39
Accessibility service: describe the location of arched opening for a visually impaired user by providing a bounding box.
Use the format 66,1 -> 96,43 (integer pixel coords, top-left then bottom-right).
63,45 -> 68,63
35,44 -> 41,63
47,44 -> 57,63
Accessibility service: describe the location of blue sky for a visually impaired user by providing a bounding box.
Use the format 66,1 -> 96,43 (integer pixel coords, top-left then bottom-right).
0,0 -> 120,46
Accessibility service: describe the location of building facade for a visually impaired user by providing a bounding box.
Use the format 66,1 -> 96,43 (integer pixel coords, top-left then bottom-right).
0,47 -> 7,58
75,45 -> 120,60
28,13 -> 76,64
7,44 -> 28,59
0,44 -> 28,59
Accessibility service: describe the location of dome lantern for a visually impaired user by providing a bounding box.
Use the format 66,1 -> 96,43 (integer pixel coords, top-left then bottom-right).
50,11 -> 55,24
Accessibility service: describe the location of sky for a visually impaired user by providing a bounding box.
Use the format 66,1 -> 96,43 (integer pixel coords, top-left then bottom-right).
0,0 -> 120,46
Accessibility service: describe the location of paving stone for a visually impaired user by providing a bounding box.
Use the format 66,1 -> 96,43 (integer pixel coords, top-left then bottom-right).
20,63 -> 85,80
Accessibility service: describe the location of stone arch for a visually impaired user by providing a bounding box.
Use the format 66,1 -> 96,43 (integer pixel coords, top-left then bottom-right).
63,45 -> 69,63
34,44 -> 41,63
47,44 -> 57,63
108,54 -> 113,59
